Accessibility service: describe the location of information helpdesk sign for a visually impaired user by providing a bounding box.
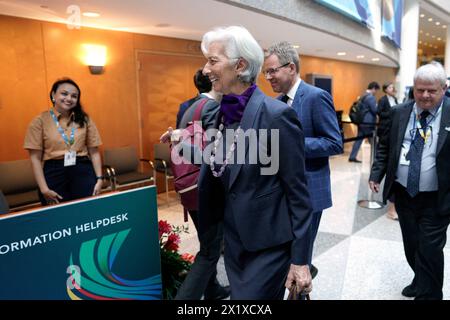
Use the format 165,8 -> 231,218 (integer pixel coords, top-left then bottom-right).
0,186 -> 162,300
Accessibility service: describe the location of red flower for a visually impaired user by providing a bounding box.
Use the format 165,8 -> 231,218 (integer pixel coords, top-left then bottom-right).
180,253 -> 195,264
158,220 -> 172,238
164,233 -> 180,252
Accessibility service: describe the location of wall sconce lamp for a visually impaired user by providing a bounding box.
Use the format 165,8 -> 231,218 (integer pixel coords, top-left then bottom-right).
82,44 -> 107,75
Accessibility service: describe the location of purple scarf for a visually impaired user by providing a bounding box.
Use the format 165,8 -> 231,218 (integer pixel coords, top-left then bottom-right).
219,84 -> 257,126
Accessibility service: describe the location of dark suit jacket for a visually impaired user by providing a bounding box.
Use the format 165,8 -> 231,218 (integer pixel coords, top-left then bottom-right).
198,87 -> 313,265
178,97 -> 219,130
370,98 -> 450,215
283,81 -> 343,212
176,94 -> 203,128
377,95 -> 398,139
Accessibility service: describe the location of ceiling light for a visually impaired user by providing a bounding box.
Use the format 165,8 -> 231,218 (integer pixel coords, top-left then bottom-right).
419,30 -> 423,33
420,14 -> 425,18
371,58 -> 380,62
292,45 -> 300,49
432,35 -> 436,38
443,25 -> 447,29
356,55 -> 365,59
436,22 -> 441,26
83,12 -> 100,18
419,41 -> 422,44
426,33 -> 430,36
437,38 -> 442,41
337,52 -> 346,56
428,18 -> 433,22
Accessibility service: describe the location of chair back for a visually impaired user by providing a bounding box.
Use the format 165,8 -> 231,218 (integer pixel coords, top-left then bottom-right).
0,159 -> 37,195
103,146 -> 139,174
154,143 -> 172,171
0,190 -> 9,215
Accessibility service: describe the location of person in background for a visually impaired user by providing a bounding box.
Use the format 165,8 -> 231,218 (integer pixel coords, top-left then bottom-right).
198,26 -> 313,299
162,70 -> 230,300
176,69 -> 214,129
24,78 -> 103,205
263,41 -> 343,279
348,81 -> 380,163
369,62 -> 450,300
377,82 -> 399,220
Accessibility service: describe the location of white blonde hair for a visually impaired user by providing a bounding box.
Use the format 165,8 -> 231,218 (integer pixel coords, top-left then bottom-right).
201,26 -> 263,83
414,61 -> 447,87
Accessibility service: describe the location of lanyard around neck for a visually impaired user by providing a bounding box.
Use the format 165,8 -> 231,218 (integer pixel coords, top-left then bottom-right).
50,109 -> 75,147
412,103 -> 441,144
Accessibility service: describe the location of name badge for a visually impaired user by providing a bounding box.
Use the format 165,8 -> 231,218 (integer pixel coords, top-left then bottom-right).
64,150 -> 77,167
399,144 -> 410,166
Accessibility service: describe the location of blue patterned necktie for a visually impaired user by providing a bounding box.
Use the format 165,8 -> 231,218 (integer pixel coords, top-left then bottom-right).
406,110 -> 430,197
281,94 -> 289,103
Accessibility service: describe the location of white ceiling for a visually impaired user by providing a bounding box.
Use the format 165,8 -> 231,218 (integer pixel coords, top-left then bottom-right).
0,0 -> 431,68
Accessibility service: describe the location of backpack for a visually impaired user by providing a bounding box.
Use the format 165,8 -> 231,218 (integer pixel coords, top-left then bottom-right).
349,94 -> 368,125
170,98 -> 208,221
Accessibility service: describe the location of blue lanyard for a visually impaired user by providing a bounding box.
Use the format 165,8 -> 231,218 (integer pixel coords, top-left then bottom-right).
49,109 -> 75,147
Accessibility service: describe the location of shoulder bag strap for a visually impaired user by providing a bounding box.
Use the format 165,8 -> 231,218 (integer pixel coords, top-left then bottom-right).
192,98 -> 209,122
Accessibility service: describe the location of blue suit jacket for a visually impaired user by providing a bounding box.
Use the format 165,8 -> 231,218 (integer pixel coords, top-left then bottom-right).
176,94 -> 203,128
282,81 -> 343,212
198,87 -> 313,265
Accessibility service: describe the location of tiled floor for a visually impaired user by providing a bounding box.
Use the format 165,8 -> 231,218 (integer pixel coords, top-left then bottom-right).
157,141 -> 450,300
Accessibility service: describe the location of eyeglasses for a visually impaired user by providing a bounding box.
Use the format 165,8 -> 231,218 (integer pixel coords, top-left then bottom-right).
263,62 -> 291,77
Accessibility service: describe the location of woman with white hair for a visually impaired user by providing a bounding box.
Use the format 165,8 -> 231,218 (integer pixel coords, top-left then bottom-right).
196,26 -> 313,299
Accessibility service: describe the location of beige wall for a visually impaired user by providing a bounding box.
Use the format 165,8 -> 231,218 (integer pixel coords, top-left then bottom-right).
0,14 -> 397,162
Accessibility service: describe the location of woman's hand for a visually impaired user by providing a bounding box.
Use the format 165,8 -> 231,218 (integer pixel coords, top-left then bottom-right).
160,127 -> 174,143
41,188 -> 63,204
93,179 -> 103,196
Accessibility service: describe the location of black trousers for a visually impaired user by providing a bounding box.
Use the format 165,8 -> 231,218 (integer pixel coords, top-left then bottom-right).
39,157 -> 96,205
394,182 -> 450,300
175,211 -> 224,300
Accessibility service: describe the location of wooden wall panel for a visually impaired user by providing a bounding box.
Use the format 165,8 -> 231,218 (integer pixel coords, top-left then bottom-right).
41,22 -> 139,153
0,14 -> 398,168
256,55 -> 397,137
299,55 -> 397,112
137,51 -> 205,191
137,52 -> 205,159
0,16 -> 47,161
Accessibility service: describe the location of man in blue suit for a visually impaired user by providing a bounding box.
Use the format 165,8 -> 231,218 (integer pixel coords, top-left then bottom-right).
264,42 -> 343,278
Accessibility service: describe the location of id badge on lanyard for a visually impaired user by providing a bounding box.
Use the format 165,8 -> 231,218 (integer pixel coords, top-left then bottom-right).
64,150 -> 77,166
50,109 -> 77,167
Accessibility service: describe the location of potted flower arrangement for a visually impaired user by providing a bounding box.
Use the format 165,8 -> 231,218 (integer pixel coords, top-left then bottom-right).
158,220 -> 195,299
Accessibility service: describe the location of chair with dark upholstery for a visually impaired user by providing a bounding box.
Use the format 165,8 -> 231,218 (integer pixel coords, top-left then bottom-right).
0,190 -> 9,215
154,143 -> 174,205
103,146 -> 155,191
0,159 -> 40,211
